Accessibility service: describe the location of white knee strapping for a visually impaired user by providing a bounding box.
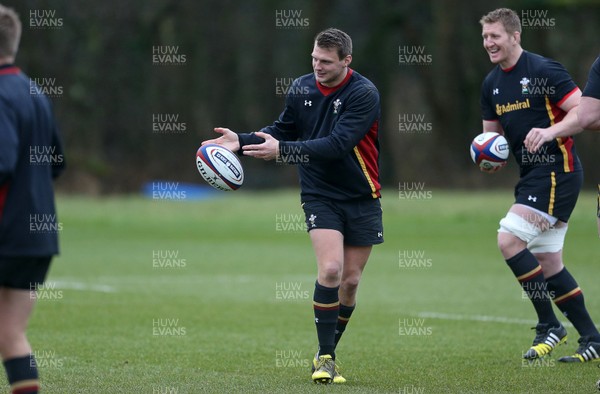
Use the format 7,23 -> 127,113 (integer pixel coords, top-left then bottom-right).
528,225 -> 568,253
515,204 -> 558,226
498,212 -> 542,243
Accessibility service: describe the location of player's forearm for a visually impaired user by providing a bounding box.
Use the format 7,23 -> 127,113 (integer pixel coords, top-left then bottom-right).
548,107 -> 584,138
279,135 -> 347,161
578,97 -> 600,130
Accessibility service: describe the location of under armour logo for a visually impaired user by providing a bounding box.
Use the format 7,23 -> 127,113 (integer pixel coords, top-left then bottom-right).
315,318 -> 319,323
377,232 -> 383,237
493,88 -> 499,95
528,195 -> 537,202
304,100 -> 312,106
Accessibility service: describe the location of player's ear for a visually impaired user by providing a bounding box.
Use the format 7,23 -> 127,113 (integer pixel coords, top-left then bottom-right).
512,31 -> 521,45
343,54 -> 352,67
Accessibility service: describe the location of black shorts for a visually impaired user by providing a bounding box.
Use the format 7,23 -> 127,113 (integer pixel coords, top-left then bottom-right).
301,197 -> 383,246
0,256 -> 52,290
514,169 -> 582,223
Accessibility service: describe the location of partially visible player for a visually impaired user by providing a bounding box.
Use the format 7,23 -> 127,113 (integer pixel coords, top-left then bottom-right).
0,4 -> 66,394
203,28 -> 382,384
579,56 -> 600,131
578,55 -> 600,237
479,8 -> 600,363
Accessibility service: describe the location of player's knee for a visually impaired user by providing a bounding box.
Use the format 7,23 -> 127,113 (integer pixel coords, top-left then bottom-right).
497,212 -> 541,254
497,231 -> 521,256
497,231 -> 508,252
319,261 -> 342,283
0,328 -> 23,355
341,275 -> 360,291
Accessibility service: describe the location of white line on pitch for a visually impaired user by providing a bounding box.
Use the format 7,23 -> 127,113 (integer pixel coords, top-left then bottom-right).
417,312 -> 575,328
51,280 -> 116,293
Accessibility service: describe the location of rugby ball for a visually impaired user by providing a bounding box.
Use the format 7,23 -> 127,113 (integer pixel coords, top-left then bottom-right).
196,144 -> 244,191
470,132 -> 509,170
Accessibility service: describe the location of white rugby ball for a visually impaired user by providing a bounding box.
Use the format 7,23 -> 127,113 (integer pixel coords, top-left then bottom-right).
196,144 -> 244,191
470,132 -> 510,170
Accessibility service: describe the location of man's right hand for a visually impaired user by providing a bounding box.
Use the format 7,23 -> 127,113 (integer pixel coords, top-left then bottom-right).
202,127 -> 240,152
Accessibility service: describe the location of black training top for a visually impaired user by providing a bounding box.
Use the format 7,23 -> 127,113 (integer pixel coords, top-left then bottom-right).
0,64 -> 65,257
481,51 -> 581,176
238,68 -> 381,202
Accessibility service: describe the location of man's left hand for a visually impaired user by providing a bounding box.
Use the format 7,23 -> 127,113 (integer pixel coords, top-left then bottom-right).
242,132 -> 280,160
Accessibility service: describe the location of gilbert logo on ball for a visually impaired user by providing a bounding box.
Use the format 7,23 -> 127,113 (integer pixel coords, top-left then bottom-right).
196,144 -> 244,191
470,132 -> 509,170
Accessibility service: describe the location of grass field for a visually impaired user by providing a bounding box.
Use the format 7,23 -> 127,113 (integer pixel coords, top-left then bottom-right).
4,189 -> 600,393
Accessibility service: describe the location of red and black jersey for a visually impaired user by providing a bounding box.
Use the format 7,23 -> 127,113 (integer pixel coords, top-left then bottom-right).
582,56 -> 600,99
238,68 -> 381,202
0,64 -> 65,257
480,51 -> 581,176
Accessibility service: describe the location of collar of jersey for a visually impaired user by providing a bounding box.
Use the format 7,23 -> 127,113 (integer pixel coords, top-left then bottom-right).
0,64 -> 20,75
316,68 -> 353,96
500,51 -> 526,73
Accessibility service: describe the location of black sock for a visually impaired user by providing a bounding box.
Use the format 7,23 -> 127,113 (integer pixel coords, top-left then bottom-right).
313,281 -> 339,359
3,354 -> 39,394
334,303 -> 355,348
506,249 -> 559,326
546,268 -> 600,340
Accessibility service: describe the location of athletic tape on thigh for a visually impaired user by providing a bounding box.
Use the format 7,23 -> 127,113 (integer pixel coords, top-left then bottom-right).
498,212 -> 542,243
527,225 -> 568,254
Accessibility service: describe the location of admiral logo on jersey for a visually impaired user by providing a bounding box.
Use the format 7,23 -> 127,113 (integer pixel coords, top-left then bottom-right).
495,99 -> 531,116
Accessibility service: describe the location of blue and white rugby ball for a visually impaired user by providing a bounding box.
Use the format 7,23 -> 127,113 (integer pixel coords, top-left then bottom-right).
470,132 -> 509,170
196,144 -> 244,191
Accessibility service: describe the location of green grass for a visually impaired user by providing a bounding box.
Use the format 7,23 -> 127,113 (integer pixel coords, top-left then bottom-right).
4,189 -> 600,393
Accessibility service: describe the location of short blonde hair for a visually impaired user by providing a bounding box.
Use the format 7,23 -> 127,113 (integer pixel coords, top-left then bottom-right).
480,8 -> 521,35
0,4 -> 21,58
